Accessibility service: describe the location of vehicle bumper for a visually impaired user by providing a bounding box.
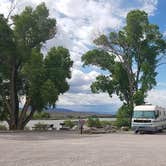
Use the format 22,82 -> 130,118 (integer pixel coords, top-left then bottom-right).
132,126 -> 157,132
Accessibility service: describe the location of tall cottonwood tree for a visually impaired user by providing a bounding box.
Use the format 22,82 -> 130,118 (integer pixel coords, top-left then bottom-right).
82,10 -> 166,120
0,3 -> 73,129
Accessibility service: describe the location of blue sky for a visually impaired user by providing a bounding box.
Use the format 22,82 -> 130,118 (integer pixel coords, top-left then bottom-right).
149,0 -> 166,90
1,0 -> 166,113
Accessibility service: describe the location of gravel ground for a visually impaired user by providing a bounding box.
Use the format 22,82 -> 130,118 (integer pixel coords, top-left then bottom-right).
0,131 -> 166,166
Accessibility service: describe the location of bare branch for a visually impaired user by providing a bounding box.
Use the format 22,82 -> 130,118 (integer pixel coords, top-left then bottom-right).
7,0 -> 18,20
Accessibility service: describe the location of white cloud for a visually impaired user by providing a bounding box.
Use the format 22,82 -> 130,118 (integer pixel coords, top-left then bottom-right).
139,0 -> 158,16
68,69 -> 100,93
0,0 -> 159,107
163,31 -> 166,37
146,89 -> 166,108
57,92 -> 121,106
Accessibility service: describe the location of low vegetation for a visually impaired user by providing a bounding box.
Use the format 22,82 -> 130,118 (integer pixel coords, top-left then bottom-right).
115,105 -> 131,128
87,116 -> 102,128
63,120 -> 75,128
100,120 -> 114,127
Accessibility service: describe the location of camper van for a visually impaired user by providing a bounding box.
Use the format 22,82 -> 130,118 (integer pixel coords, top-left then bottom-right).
131,104 -> 166,133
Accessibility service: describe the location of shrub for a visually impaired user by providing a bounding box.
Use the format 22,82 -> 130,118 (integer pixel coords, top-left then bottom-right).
0,124 -> 7,130
64,120 -> 75,128
87,116 -> 102,128
115,104 -> 132,128
100,120 -> 113,127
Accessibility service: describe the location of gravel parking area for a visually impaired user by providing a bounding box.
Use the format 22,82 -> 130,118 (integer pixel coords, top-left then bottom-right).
0,131 -> 166,166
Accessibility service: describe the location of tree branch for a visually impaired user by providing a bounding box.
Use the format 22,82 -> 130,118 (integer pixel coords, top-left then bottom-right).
4,99 -> 12,114
7,0 -> 18,21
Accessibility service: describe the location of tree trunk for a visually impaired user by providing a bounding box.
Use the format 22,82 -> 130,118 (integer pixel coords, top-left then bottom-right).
17,99 -> 31,130
7,61 -> 20,130
17,106 -> 35,130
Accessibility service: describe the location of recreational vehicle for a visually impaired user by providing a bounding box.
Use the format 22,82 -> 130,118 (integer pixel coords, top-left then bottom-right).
131,104 -> 166,133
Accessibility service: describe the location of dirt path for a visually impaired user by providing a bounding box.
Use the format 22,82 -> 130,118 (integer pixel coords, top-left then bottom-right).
0,132 -> 166,166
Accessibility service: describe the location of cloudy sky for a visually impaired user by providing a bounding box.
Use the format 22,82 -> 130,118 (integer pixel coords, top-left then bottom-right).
1,0 -> 166,113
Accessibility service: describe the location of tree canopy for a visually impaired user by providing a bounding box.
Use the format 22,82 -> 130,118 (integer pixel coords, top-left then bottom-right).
0,3 -> 73,129
82,10 -> 166,121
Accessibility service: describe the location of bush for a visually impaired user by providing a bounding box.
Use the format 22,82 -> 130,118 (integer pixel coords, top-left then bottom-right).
64,120 -> 75,128
0,124 -> 7,130
87,116 -> 102,128
115,104 -> 132,128
100,120 -> 113,127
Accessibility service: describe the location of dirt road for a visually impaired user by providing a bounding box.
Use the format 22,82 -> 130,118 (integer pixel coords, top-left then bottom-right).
0,131 -> 166,166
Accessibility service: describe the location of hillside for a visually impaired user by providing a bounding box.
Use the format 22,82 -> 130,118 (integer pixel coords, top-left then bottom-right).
47,108 -> 114,119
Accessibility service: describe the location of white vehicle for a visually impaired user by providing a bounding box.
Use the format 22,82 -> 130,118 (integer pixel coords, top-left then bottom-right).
131,104 -> 166,133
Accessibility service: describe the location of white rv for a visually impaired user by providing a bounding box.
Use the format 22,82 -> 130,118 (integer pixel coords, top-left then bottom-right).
131,104 -> 166,133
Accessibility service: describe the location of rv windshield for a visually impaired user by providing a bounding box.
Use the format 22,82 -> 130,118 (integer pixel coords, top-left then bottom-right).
133,111 -> 155,119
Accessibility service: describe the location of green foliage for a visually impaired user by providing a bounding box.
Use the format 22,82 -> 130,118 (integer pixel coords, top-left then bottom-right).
100,120 -> 114,127
45,47 -> 73,94
41,80 -> 58,106
115,105 -> 132,128
82,10 -> 166,116
64,120 -> 75,128
32,112 -> 50,120
0,3 -> 73,130
13,2 -> 56,49
133,90 -> 145,105
87,116 -> 102,128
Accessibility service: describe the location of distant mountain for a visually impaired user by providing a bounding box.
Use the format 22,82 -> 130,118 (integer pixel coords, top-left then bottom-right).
49,108 -> 75,113
54,105 -> 118,115
46,107 -> 114,119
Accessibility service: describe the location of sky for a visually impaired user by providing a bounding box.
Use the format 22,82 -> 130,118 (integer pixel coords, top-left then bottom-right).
0,0 -> 166,114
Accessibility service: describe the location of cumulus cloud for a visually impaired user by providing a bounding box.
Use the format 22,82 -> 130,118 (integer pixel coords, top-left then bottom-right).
0,0 -> 158,64
146,89 -> 166,108
139,0 -> 158,15
57,92 -> 121,106
68,69 -> 100,93
0,0 -> 159,108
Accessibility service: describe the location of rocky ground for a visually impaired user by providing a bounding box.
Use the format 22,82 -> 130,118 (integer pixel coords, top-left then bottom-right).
0,131 -> 166,166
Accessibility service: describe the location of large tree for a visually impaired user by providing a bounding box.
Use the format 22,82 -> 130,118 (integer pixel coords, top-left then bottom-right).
82,10 -> 166,120
0,3 -> 73,130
